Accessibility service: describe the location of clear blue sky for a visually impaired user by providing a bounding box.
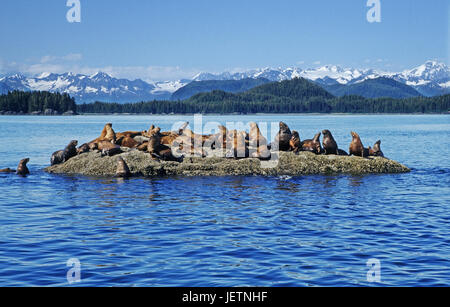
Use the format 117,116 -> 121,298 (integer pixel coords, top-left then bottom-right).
0,0 -> 448,81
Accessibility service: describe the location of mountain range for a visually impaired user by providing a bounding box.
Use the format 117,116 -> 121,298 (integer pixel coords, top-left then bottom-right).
0,61 -> 448,103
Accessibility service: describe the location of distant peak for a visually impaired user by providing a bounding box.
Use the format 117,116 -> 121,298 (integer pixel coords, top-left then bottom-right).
90,71 -> 112,79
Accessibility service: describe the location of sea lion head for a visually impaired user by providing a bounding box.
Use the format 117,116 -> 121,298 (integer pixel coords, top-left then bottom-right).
351,131 -> 359,139
279,122 -> 290,132
69,140 -> 78,147
19,158 -> 30,165
322,130 -> 332,137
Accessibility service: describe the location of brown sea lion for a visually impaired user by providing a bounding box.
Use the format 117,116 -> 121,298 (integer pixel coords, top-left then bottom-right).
116,131 -> 142,139
147,130 -> 162,154
17,158 -> 30,176
369,140 -> 384,157
226,130 -> 249,159
0,168 -> 15,173
322,130 -> 339,155
208,125 -> 228,151
119,136 -> 139,148
51,150 -> 64,166
349,132 -> 369,157
77,143 -> 90,155
274,122 -> 292,151
302,132 -> 322,154
64,140 -> 78,160
289,130 -> 302,153
137,142 -> 149,151
104,123 -> 116,143
88,142 -> 98,150
97,140 -> 122,156
115,157 -> 131,178
249,122 -> 268,148
147,132 -> 181,161
51,140 -> 78,165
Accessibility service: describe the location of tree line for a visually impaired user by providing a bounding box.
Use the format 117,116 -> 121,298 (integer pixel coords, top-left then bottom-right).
1,89 -> 449,115
0,90 -> 76,113
76,94 -> 450,114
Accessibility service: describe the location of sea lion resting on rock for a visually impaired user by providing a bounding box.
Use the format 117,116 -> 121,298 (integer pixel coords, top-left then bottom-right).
226,130 -> 249,159
16,158 -> 30,176
273,122 -> 292,151
103,123 -> 116,143
322,130 -> 348,156
147,129 -> 180,161
349,132 -> 369,157
117,136 -> 139,148
97,140 -> 122,157
51,140 -> 78,166
115,157 -> 131,178
160,122 -> 189,147
302,132 -> 323,154
289,131 -> 302,153
369,140 -> 384,157
77,143 -> 91,155
249,122 -> 268,147
89,123 -> 116,145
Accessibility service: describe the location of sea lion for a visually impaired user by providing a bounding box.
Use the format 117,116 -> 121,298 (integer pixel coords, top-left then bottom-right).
226,130 -> 249,159
349,132 -> 369,157
51,140 -> 78,165
302,132 -> 322,154
16,158 -> 30,176
51,150 -> 64,166
77,143 -> 90,155
147,130 -> 162,154
147,131 -> 181,161
97,141 -> 122,156
116,131 -> 142,139
137,142 -> 149,151
89,142 -> 99,151
119,136 -> 139,148
322,130 -> 339,155
64,140 -> 78,161
104,123 -> 116,143
209,125 -> 228,151
0,168 -> 15,173
115,157 -> 131,178
369,140 -> 384,157
249,122 -> 268,148
289,130 -> 302,153
274,122 -> 292,151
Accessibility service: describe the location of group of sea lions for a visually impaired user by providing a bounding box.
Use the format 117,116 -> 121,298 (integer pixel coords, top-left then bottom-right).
271,122 -> 384,158
44,121 -> 382,178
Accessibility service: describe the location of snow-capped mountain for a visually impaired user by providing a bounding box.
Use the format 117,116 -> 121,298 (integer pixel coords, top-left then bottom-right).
0,61 -> 448,102
193,61 -> 450,97
0,72 -> 189,103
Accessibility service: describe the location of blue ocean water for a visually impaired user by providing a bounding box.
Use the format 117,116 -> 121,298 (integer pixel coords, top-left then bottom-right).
0,114 -> 449,287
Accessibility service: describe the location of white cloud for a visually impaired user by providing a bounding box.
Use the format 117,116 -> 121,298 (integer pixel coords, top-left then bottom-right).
0,54 -> 202,81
